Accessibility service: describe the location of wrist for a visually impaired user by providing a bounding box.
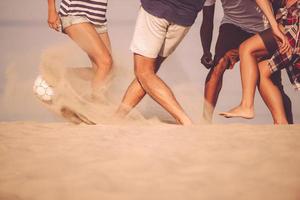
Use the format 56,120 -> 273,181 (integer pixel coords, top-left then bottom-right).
204,51 -> 211,56
48,5 -> 57,12
270,21 -> 278,29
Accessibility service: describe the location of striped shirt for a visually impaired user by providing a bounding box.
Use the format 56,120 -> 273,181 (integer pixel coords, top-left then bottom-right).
59,0 -> 108,25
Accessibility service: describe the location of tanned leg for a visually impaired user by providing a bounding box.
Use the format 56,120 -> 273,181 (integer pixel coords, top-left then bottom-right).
116,56 -> 165,117
203,58 -> 229,122
133,54 -> 192,125
258,61 -> 288,124
220,34 -> 266,119
65,23 -> 113,96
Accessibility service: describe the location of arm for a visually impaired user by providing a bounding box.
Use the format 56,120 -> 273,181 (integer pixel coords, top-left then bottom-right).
200,4 -> 215,69
255,0 -> 290,53
47,0 -> 61,31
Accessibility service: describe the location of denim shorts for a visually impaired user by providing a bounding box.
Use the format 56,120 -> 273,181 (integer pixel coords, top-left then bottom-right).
60,15 -> 108,34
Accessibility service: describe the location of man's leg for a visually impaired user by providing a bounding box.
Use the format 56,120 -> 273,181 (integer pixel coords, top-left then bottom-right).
116,7 -> 192,124
116,56 -> 165,117
203,57 -> 229,122
134,54 -> 192,125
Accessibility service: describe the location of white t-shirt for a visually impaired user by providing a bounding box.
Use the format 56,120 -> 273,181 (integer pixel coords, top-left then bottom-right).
205,0 -> 268,33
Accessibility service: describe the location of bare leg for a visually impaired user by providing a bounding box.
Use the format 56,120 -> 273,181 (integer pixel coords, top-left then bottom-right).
133,54 -> 192,125
203,56 -> 230,122
220,35 -> 266,119
94,32 -> 113,87
116,56 -> 165,117
65,23 -> 113,95
270,72 -> 293,124
258,61 -> 288,124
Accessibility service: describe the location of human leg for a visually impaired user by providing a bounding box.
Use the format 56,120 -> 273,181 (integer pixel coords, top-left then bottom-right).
220,34 -> 267,118
203,57 -> 229,122
116,56 -> 165,117
257,61 -> 288,124
64,23 -> 113,95
134,54 -> 192,125
270,71 -> 293,124
116,8 -> 191,124
203,24 -> 253,122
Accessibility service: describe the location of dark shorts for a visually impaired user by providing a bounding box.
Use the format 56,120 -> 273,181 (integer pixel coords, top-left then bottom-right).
259,28 -> 279,54
214,23 -> 254,65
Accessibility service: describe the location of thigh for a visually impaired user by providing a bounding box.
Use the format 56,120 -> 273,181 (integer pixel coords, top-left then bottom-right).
243,34 -> 268,54
159,24 -> 190,57
65,22 -> 111,59
134,54 -> 157,75
214,24 -> 253,64
130,7 -> 169,59
98,32 -> 112,54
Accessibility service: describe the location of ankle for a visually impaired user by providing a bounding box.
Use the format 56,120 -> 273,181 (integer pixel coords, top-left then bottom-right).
180,117 -> 193,126
274,119 -> 288,125
239,102 -> 254,110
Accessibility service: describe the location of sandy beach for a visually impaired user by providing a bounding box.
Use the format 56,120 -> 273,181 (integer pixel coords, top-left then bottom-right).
0,122 -> 300,200
1,1 -> 300,199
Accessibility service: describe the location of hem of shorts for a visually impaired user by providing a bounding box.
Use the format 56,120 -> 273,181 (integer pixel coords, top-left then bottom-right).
130,47 -> 158,59
61,20 -> 108,34
60,14 -> 108,27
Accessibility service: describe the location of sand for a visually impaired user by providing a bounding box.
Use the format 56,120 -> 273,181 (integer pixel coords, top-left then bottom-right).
0,122 -> 300,200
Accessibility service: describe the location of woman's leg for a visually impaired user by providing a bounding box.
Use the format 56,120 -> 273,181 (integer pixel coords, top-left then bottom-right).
64,23 -> 113,95
258,61 -> 288,124
93,32 -> 113,96
220,34 -> 267,118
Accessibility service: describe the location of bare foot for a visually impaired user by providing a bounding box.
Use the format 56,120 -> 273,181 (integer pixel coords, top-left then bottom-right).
61,106 -> 96,125
180,117 -> 193,126
219,106 -> 255,119
199,116 -> 212,125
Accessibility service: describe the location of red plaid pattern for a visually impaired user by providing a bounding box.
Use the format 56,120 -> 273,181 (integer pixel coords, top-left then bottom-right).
268,1 -> 300,90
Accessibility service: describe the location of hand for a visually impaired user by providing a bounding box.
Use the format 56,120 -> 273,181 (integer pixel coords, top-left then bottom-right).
48,10 -> 61,31
201,52 -> 214,69
224,49 -> 239,69
272,24 -> 291,54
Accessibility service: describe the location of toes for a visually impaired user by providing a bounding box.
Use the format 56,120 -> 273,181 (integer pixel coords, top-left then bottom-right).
219,112 -> 232,118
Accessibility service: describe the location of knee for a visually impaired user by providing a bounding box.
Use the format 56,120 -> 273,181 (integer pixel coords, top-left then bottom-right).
239,41 -> 255,57
93,52 -> 113,72
135,69 -> 149,84
134,68 -> 155,86
259,65 -> 271,80
208,58 -> 227,80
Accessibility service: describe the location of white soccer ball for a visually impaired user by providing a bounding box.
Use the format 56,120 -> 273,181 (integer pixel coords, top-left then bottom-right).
33,75 -> 54,102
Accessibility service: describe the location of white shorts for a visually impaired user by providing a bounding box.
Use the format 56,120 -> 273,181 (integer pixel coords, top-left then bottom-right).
60,15 -> 108,34
130,7 -> 190,58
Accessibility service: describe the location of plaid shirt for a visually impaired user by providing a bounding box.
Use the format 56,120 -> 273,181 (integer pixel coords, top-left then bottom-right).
268,1 -> 300,90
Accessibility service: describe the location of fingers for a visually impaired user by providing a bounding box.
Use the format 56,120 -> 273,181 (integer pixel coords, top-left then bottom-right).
273,27 -> 291,54
47,14 -> 61,32
201,54 -> 214,69
279,38 -> 291,54
48,21 -> 61,31
228,57 -> 238,69
225,50 -> 239,69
